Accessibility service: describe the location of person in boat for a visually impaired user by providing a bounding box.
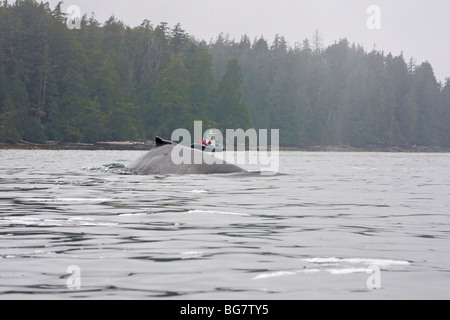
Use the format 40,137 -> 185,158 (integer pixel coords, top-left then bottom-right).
191,139 -> 214,151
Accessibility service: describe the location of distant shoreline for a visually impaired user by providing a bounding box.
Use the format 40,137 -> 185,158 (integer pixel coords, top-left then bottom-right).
278,145 -> 450,153
0,141 -> 156,151
2,141 -> 450,153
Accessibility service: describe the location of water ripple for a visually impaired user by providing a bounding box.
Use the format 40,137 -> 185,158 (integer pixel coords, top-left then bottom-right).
1,150 -> 450,299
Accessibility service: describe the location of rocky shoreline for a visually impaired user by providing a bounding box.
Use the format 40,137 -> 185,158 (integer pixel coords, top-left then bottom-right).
2,141 -> 450,153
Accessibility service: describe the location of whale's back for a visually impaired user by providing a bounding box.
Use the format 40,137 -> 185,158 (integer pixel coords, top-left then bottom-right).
129,143 -> 244,175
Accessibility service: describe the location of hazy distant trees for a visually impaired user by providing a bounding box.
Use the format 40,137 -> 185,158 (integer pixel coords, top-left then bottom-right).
208,35 -> 449,147
442,79 -> 450,146
1,0 -> 449,147
216,59 -> 251,130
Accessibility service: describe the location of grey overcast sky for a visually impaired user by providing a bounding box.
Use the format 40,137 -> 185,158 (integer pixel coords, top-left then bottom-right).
48,0 -> 450,82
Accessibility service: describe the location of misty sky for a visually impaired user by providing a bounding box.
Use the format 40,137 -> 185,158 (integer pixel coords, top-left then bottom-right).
48,0 -> 449,82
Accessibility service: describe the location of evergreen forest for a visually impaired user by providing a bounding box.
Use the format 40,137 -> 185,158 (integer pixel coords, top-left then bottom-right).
1,0 -> 450,147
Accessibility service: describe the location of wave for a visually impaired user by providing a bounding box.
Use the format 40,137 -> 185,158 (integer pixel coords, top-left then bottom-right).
180,252 -> 204,259
252,257 -> 410,280
186,209 -> 251,217
252,271 -> 297,280
326,268 -> 373,275
22,198 -> 113,203
0,216 -> 117,227
303,257 -> 410,266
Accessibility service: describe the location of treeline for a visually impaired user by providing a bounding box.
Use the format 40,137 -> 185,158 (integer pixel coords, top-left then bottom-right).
0,0 -> 250,143
1,1 -> 450,147
209,34 -> 450,147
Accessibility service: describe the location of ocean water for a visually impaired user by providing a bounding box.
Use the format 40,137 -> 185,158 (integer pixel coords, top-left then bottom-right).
0,150 -> 449,299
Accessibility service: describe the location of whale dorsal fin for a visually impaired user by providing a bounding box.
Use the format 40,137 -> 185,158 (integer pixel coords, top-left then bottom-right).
155,136 -> 173,148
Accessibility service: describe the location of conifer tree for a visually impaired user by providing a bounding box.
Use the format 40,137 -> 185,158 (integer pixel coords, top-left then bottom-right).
217,59 -> 251,130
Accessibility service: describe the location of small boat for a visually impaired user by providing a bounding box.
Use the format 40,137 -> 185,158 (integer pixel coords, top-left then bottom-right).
191,129 -> 224,152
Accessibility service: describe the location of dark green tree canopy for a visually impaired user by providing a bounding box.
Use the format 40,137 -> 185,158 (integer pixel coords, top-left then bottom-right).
0,0 -> 250,143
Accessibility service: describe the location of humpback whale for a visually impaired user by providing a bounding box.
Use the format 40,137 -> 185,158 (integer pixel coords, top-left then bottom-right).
128,137 -> 244,175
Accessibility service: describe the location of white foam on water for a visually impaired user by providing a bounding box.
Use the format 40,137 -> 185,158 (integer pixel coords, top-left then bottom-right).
69,217 -> 95,221
326,268 -> 372,275
180,252 -> 204,259
0,234 -> 14,237
0,217 -> 40,226
118,212 -> 148,217
188,190 -> 208,193
76,221 -> 117,227
304,257 -> 410,267
252,268 -> 321,280
0,216 -> 116,227
67,216 -> 117,227
252,271 -> 297,280
187,209 -> 251,217
22,198 -> 112,203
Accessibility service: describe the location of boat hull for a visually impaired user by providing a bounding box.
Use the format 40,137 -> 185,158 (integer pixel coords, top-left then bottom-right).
191,143 -> 223,153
